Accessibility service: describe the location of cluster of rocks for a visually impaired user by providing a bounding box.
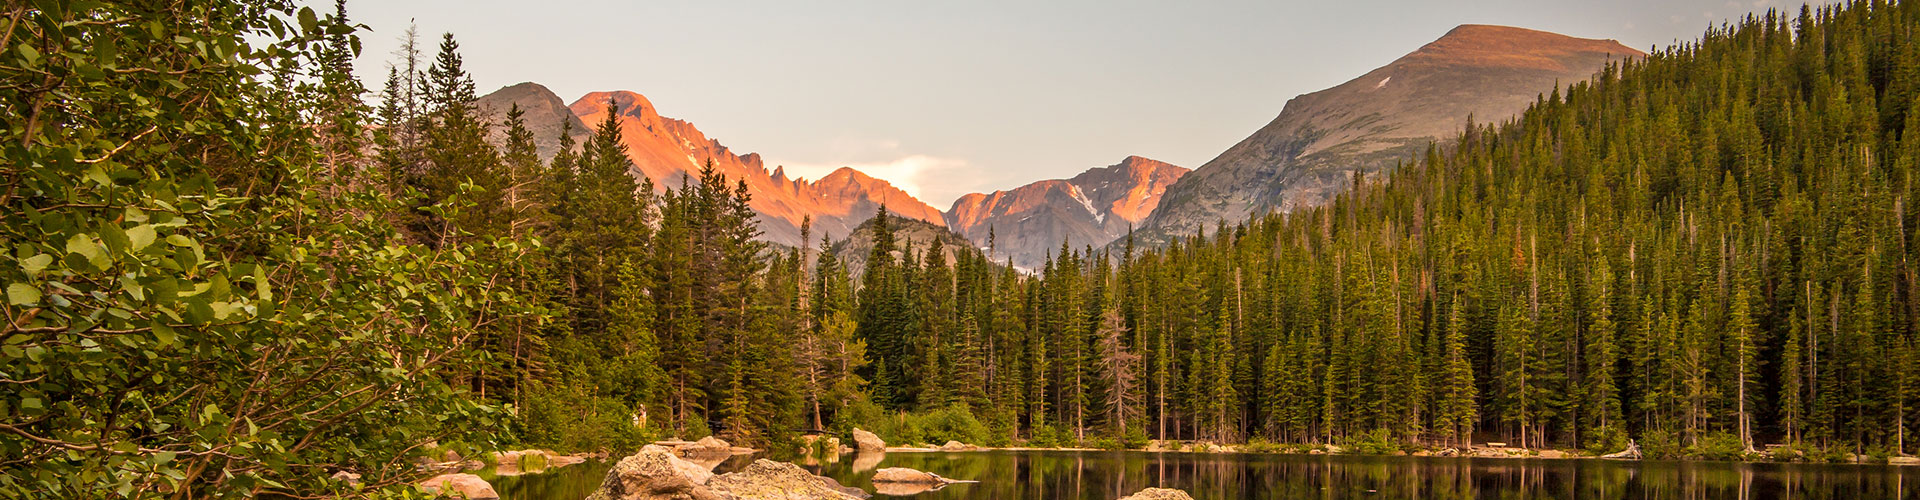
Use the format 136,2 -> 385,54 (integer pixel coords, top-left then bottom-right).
586,444 -> 867,500
416,473 -> 500,500
1119,488 -> 1195,500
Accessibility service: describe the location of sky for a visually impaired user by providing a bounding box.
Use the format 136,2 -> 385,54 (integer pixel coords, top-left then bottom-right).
321,0 -> 1808,207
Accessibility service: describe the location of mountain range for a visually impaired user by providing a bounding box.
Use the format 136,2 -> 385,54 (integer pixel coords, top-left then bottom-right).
1134,25 -> 1643,243
476,24 -> 1640,268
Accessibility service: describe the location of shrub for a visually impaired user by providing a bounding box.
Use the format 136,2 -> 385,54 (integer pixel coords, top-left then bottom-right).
858,405 -> 992,447
1639,429 -> 1683,460
1241,437 -> 1289,454
1768,443 -> 1808,462
1121,427 -> 1151,450
518,380 -> 655,453
1584,425 -> 1631,456
1347,429 -> 1399,455
1687,432 -> 1750,461
1028,424 -> 1068,448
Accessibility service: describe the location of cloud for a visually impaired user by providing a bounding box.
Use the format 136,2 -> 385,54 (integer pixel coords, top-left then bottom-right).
780,154 -> 979,206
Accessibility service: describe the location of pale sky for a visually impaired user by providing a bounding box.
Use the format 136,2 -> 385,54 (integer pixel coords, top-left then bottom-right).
321,0 -> 1810,207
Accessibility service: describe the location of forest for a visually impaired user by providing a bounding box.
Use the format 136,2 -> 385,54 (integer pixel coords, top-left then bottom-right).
8,0 -> 1920,496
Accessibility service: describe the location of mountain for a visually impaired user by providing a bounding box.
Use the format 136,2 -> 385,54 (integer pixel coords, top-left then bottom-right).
946,155 -> 1187,268
830,215 -> 974,278
476,83 -> 946,246
474,82 -> 588,162
1135,25 -> 1643,243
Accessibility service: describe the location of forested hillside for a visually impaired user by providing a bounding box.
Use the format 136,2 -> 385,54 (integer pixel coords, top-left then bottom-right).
9,0 -> 1920,497
1074,0 -> 1920,455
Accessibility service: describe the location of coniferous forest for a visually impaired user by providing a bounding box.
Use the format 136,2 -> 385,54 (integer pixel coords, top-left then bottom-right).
11,0 -> 1920,496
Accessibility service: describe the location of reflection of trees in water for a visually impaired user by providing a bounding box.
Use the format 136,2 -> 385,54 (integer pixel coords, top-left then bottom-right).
790,451 -> 1919,499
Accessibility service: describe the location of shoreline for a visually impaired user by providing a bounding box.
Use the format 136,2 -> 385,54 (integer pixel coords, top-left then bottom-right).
879,444 -> 1920,466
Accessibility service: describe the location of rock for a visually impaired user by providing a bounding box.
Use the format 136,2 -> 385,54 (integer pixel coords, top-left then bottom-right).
1536,450 -> 1569,459
1119,487 -> 1195,500
586,445 -> 722,500
1890,456 -> 1920,465
706,459 -> 869,500
439,449 -> 463,463
872,467 -> 975,485
939,440 -> 976,452
417,473 -> 498,500
694,436 -> 731,451
852,428 -> 886,453
330,471 -> 361,485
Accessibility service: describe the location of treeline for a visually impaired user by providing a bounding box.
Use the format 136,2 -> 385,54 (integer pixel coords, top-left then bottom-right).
11,0 -> 1920,495
942,0 -> 1920,457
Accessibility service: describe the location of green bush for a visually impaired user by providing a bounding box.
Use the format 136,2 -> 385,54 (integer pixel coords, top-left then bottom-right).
1089,437 -> 1124,450
1686,432 -> 1751,461
1122,427 -> 1151,450
1639,429 -> 1683,460
1346,428 -> 1399,455
1768,443 -> 1808,462
1585,425 -> 1631,456
1241,437 -> 1289,454
1028,424 -> 1068,448
518,380 -> 654,453
861,405 -> 992,447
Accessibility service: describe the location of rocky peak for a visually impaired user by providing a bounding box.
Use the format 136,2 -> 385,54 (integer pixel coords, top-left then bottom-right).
946,156 -> 1187,269
1132,25 -> 1641,245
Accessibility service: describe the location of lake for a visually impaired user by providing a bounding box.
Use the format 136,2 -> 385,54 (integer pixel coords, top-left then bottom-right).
484,449 -> 1920,499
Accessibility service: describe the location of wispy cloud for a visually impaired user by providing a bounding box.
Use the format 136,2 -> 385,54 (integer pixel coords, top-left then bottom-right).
780,155 -> 977,207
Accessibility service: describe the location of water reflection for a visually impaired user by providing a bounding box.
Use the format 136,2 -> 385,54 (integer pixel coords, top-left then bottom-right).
484,450 -> 1920,500
782,451 -> 1920,500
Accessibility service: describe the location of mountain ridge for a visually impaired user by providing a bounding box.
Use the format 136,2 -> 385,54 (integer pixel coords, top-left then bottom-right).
947,155 -> 1187,268
1133,24 -> 1644,245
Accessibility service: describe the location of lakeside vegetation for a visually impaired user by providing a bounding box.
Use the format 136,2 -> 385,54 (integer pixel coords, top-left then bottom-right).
9,0 -> 1920,497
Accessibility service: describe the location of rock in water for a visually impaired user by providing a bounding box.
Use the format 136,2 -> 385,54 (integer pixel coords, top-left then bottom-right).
1119,487 -> 1195,500
586,445 -> 722,500
417,473 -> 499,500
694,436 -> 731,451
852,428 -> 886,453
871,467 -> 975,484
938,440 -> 976,452
706,459 -> 870,500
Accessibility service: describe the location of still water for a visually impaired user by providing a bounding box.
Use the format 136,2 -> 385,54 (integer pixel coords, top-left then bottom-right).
485,450 -> 1920,499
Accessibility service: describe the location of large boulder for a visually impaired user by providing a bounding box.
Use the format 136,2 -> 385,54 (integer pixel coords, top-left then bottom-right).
588,448 -> 864,500
586,445 -> 723,500
938,440 -> 978,452
417,473 -> 499,499
870,467 -> 975,496
1119,488 -> 1194,500
694,436 -> 732,452
871,467 -> 966,484
852,428 -> 886,453
706,459 -> 869,500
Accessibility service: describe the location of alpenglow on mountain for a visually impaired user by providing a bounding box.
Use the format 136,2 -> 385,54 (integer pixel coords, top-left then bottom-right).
474,25 -> 1639,256
1134,25 -> 1644,244
946,156 -> 1187,269
477,83 -> 944,247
